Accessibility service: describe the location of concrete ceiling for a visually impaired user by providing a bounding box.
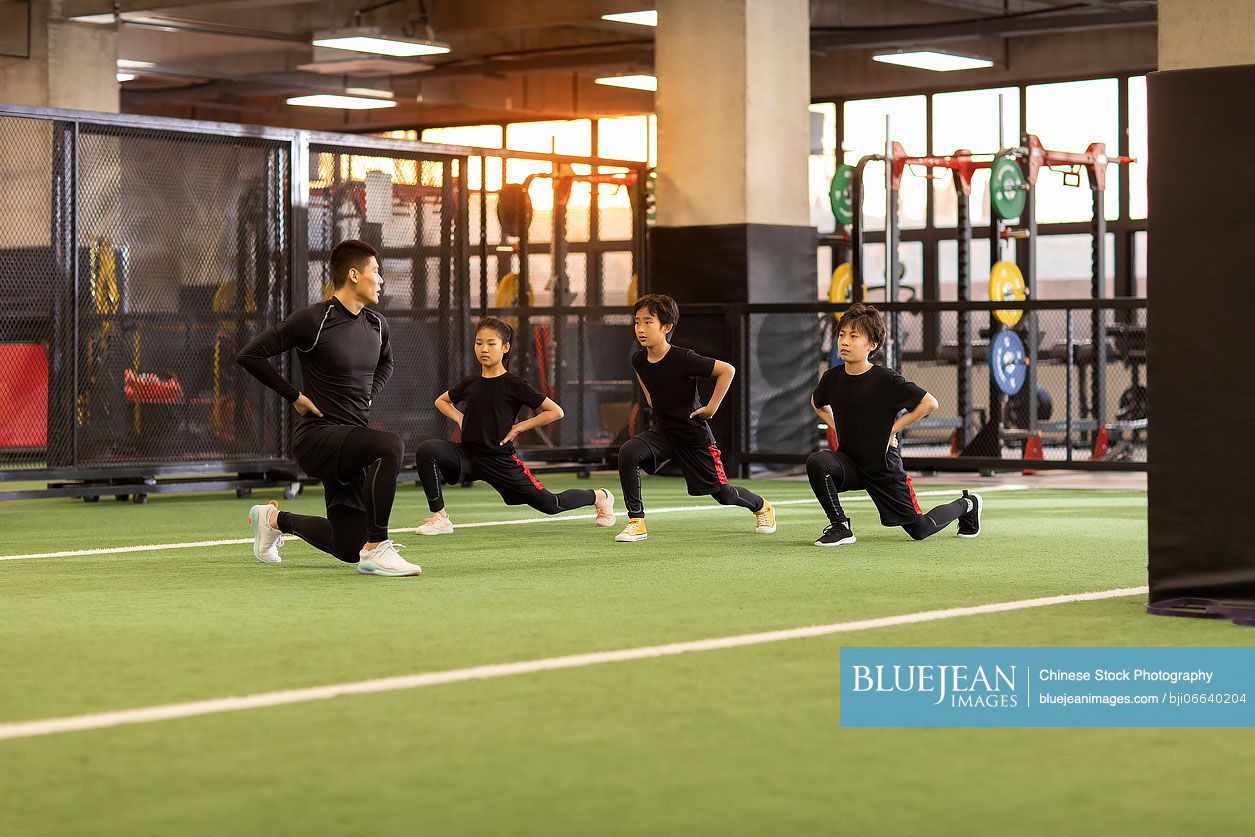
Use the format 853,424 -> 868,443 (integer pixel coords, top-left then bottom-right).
83,0 -> 1156,131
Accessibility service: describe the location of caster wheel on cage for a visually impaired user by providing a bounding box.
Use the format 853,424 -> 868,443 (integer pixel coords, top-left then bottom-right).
283,482 -> 302,500
83,495 -> 100,503
133,493 -> 148,505
236,487 -> 253,499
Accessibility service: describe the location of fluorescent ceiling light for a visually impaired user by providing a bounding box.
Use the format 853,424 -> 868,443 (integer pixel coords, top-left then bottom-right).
69,13 -> 117,24
286,94 -> 398,110
312,27 -> 450,57
595,74 -> 657,92
602,10 -> 657,26
117,59 -> 154,69
116,72 -> 136,82
872,50 -> 993,72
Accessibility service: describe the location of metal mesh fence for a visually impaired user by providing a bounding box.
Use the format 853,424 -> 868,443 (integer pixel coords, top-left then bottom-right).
0,108 -> 658,496
0,117 -> 290,475
72,126 -> 290,467
306,146 -> 468,455
468,310 -> 638,461
458,151 -> 645,464
0,116 -> 58,470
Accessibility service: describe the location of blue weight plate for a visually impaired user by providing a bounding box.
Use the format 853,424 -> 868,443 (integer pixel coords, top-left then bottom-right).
991,328 -> 1027,396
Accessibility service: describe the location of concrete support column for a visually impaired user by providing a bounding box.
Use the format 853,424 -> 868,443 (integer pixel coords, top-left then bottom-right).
651,0 -> 815,474
0,1 -> 118,112
655,0 -> 809,231
1158,0 -> 1255,70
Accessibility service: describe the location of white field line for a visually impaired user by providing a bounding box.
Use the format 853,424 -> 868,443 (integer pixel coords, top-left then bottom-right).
0,584 -> 1147,742
0,485 -> 1031,562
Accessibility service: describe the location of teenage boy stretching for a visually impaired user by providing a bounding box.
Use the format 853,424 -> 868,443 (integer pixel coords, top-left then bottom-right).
615,294 -> 775,543
807,302 -> 981,546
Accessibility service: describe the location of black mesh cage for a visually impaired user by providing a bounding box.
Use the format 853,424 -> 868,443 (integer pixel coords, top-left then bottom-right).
0,118 -> 291,475
306,145 -> 469,454
70,126 -> 291,467
469,155 -> 648,463
0,115 -> 58,471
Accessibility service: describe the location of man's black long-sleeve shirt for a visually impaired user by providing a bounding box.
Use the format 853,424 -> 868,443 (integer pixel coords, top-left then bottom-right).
236,297 -> 393,429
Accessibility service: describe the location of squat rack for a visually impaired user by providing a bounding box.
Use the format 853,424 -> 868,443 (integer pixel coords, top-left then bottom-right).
846,134 -> 1134,460
963,134 -> 1135,458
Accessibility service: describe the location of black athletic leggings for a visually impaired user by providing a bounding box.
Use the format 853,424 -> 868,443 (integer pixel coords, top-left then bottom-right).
414,438 -> 597,515
277,427 -> 404,562
617,436 -> 763,518
805,449 -> 967,541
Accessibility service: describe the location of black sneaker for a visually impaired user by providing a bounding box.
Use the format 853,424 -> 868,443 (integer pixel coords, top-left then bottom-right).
815,519 -> 856,547
957,491 -> 983,538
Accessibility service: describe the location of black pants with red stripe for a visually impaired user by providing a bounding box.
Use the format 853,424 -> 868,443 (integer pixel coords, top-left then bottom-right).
805,449 -> 967,540
414,439 -> 597,515
618,428 -> 764,518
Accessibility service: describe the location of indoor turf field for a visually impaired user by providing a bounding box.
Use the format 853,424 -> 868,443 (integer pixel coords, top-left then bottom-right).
2,474 -> 1249,835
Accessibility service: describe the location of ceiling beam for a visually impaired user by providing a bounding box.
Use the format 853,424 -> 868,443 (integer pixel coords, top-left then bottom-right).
65,0 -> 653,29
812,6 -> 1156,50
64,0 -> 261,18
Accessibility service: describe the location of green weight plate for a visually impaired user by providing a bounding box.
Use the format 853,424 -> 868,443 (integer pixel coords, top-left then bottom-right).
829,164 -> 855,228
990,156 -> 1027,220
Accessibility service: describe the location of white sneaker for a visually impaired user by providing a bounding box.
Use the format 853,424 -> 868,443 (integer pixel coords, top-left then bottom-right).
594,489 -> 616,527
357,540 -> 423,577
247,501 -> 283,564
416,512 -> 454,536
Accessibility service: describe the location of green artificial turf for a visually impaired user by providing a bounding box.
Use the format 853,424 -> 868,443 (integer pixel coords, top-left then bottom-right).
1,475 -> 1247,835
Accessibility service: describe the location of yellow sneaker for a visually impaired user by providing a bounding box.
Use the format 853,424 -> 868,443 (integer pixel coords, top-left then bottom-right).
615,517 -> 648,543
754,500 -> 776,534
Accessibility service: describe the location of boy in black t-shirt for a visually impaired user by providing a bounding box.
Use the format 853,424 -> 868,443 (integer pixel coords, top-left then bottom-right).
615,294 -> 775,542
807,303 -> 982,546
413,318 -> 616,535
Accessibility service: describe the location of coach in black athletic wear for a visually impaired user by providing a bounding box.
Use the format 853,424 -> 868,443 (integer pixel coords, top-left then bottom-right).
236,239 -> 422,577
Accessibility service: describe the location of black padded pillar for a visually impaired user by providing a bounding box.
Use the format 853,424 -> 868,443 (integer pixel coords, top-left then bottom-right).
649,223 -> 818,475
1147,64 -> 1255,605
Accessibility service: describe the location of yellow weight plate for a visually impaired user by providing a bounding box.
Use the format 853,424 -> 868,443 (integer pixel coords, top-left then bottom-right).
495,272 -> 534,308
989,260 -> 1026,327
828,262 -> 859,322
